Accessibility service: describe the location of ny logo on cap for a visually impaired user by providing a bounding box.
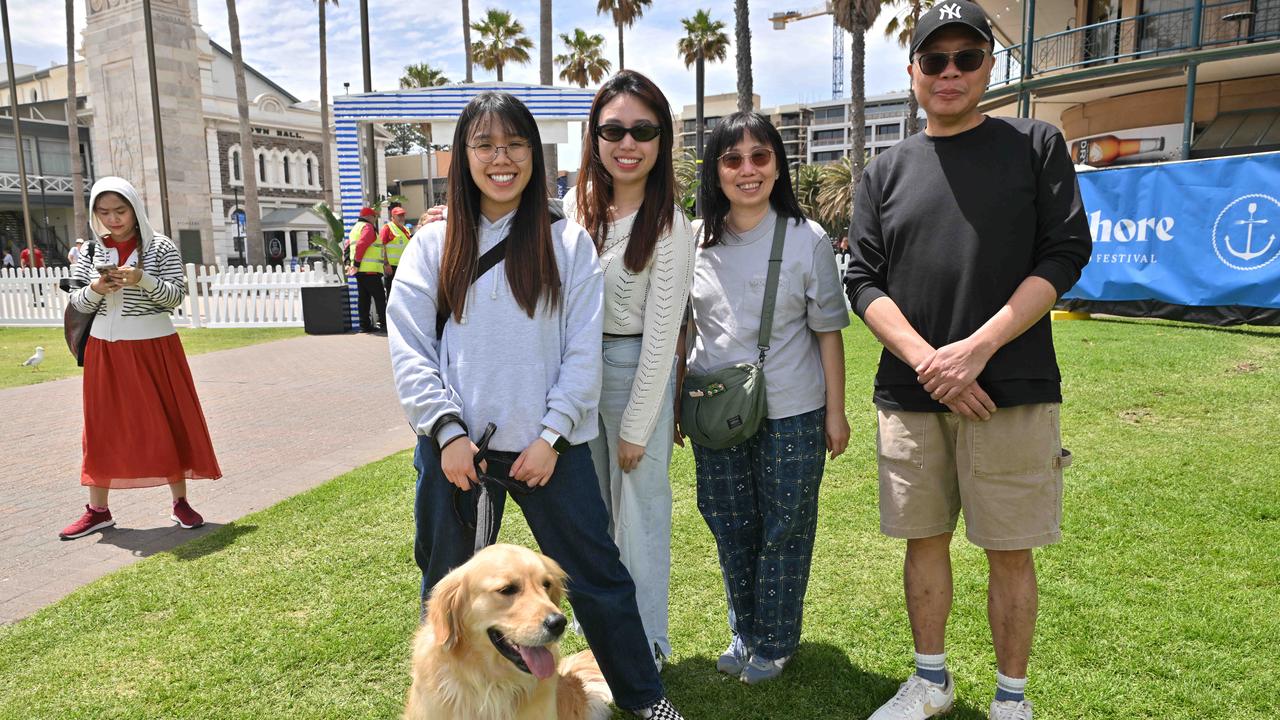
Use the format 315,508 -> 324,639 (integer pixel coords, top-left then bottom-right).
938,3 -> 963,19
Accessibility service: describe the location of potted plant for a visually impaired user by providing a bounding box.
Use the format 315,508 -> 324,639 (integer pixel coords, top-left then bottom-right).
298,201 -> 352,334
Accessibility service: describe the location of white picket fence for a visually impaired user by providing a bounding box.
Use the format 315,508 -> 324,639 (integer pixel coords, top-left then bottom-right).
0,265 -> 341,328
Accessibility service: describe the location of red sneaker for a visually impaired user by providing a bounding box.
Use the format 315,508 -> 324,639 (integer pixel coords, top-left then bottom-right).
170,498 -> 204,529
59,505 -> 115,540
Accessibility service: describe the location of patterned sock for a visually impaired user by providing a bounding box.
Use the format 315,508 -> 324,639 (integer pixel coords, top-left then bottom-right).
914,651 -> 948,686
995,671 -> 1027,702
89,504 -> 108,513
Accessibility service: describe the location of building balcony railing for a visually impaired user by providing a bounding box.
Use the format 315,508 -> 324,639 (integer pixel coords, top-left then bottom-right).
0,172 -> 89,194
991,0 -> 1280,87
810,137 -> 847,146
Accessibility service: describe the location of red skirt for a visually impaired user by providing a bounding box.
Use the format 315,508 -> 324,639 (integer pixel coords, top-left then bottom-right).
81,334 -> 222,488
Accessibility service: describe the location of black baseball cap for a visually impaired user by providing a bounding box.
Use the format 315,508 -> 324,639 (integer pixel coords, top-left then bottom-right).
910,0 -> 995,57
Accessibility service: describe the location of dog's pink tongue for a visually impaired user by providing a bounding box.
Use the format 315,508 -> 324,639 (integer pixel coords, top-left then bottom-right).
517,645 -> 556,679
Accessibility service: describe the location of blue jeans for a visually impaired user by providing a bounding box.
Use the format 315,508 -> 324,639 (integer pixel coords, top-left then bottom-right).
413,437 -> 664,710
692,407 -> 827,661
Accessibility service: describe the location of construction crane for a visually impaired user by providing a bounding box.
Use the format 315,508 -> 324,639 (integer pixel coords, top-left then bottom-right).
770,4 -> 845,99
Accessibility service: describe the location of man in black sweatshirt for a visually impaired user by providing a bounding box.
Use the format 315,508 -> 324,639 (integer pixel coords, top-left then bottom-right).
845,3 -> 1090,719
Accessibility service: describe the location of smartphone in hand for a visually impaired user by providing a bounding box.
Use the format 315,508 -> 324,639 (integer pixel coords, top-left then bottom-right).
95,263 -> 118,277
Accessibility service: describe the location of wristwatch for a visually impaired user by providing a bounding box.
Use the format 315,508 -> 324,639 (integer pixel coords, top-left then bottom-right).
539,428 -> 571,455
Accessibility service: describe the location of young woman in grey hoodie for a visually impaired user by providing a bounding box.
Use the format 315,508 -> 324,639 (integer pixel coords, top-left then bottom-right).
386,91 -> 686,720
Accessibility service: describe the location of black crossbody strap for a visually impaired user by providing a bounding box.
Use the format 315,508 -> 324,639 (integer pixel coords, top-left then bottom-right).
755,217 -> 788,365
435,238 -> 508,340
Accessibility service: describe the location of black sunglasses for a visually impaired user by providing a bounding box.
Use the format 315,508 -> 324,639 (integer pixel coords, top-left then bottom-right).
915,48 -> 989,75
595,124 -> 662,143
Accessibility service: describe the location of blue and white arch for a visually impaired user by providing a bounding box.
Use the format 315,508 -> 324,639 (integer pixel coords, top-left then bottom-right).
330,82 -> 596,329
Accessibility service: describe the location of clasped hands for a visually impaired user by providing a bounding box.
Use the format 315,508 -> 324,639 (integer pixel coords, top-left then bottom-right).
915,337 -> 998,421
440,434 -> 558,492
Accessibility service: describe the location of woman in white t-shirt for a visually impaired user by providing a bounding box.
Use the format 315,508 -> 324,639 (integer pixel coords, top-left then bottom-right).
563,70 -> 696,671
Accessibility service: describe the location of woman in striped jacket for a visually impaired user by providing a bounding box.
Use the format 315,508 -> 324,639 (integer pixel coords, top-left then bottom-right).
58,176 -> 221,540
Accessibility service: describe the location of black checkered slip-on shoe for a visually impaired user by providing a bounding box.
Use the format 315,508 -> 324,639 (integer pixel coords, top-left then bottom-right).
630,697 -> 684,720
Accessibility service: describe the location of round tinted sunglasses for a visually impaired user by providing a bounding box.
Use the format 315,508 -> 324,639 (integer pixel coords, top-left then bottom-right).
718,148 -> 774,170
595,124 -> 662,142
915,48 -> 989,76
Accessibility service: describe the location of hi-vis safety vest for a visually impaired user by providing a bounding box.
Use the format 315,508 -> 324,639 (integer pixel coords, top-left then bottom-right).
384,222 -> 411,267
348,220 -> 385,273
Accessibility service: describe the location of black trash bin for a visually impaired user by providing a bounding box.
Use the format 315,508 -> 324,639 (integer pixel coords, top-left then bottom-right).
301,284 -> 351,335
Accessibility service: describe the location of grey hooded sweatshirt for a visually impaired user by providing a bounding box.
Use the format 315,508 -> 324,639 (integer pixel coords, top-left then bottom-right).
69,177 -> 187,341
388,210 -> 604,454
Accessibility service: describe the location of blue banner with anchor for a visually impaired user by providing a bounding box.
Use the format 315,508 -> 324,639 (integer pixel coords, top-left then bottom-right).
1065,151 -> 1280,309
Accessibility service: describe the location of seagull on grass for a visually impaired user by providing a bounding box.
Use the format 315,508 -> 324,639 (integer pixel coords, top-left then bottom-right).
21,346 -> 45,371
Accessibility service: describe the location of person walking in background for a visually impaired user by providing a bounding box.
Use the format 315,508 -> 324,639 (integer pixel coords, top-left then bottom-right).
846,3 -> 1090,718
2,246 -> 13,269
564,70 -> 696,671
68,238 -> 86,265
387,90 -> 687,720
58,176 -> 221,540
19,244 -> 44,269
685,111 -> 851,684
346,206 -> 388,334
380,206 -> 411,298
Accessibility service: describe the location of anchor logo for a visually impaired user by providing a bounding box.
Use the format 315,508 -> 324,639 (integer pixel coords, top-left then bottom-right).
1212,194 -> 1280,271
938,3 -> 963,19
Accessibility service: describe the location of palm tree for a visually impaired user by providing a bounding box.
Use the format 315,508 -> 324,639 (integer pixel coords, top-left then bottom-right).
596,0 -> 652,70
791,163 -> 822,223
677,9 -> 729,168
226,0 -> 263,265
539,0 -> 556,193
556,29 -> 612,88
734,0 -> 752,113
884,0 -> 934,136
314,0 -> 337,210
816,157 -> 854,238
462,0 -> 474,82
833,0 -> 883,194
674,151 -> 698,218
400,63 -> 449,89
65,0 -> 86,241
471,9 -> 534,82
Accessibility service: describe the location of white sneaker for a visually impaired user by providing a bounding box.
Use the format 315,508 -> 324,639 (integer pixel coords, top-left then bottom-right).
989,699 -> 1033,720
868,672 -> 955,720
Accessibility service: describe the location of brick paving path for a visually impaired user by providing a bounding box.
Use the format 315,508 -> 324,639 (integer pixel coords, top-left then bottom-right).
0,333 -> 415,625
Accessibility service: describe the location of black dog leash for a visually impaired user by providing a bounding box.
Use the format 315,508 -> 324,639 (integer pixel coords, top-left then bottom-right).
473,422 -> 499,554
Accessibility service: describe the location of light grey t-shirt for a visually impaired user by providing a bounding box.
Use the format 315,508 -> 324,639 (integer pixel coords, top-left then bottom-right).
689,208 -> 850,419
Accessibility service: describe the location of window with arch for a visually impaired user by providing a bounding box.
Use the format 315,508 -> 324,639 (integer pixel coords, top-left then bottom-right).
283,156 -> 291,185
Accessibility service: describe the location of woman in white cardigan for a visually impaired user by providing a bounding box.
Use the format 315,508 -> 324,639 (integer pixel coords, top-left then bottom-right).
564,70 -> 696,670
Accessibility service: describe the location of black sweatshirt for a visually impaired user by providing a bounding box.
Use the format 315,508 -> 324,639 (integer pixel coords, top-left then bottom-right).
845,116 -> 1091,412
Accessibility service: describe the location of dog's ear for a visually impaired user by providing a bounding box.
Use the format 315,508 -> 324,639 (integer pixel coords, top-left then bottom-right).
541,554 -> 569,607
427,573 -> 468,652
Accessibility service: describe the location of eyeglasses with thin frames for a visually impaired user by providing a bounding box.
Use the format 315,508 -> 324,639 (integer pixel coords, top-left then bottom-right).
718,148 -> 774,170
468,141 -> 531,164
915,48 -> 989,76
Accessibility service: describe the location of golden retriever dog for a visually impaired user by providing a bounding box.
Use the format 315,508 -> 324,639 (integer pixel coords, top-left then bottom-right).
404,544 -> 613,720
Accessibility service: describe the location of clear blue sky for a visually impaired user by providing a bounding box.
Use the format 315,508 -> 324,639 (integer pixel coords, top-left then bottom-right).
11,0 -> 916,111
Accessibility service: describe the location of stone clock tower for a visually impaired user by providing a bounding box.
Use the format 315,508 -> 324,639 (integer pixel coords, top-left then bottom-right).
82,0 -> 213,260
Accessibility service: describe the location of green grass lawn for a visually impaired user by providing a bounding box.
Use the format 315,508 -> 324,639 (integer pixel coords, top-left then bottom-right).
0,327 -> 305,390
1,317 -> 1276,719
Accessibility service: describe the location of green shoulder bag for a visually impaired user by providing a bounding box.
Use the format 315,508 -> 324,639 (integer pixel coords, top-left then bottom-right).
680,218 -> 786,450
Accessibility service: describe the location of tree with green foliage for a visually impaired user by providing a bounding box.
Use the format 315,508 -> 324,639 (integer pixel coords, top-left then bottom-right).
884,0 -> 935,135
556,29 -> 612,88
471,9 -> 534,81
596,0 -> 653,69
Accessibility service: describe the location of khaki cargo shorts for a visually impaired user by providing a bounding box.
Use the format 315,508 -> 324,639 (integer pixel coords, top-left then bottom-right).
876,403 -> 1072,551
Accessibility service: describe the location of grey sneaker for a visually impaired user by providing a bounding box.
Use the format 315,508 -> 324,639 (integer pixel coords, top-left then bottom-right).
630,697 -> 684,719
739,653 -> 791,684
716,635 -> 748,675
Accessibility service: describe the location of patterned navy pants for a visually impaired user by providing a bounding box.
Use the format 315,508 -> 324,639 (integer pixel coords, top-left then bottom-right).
692,407 -> 827,661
